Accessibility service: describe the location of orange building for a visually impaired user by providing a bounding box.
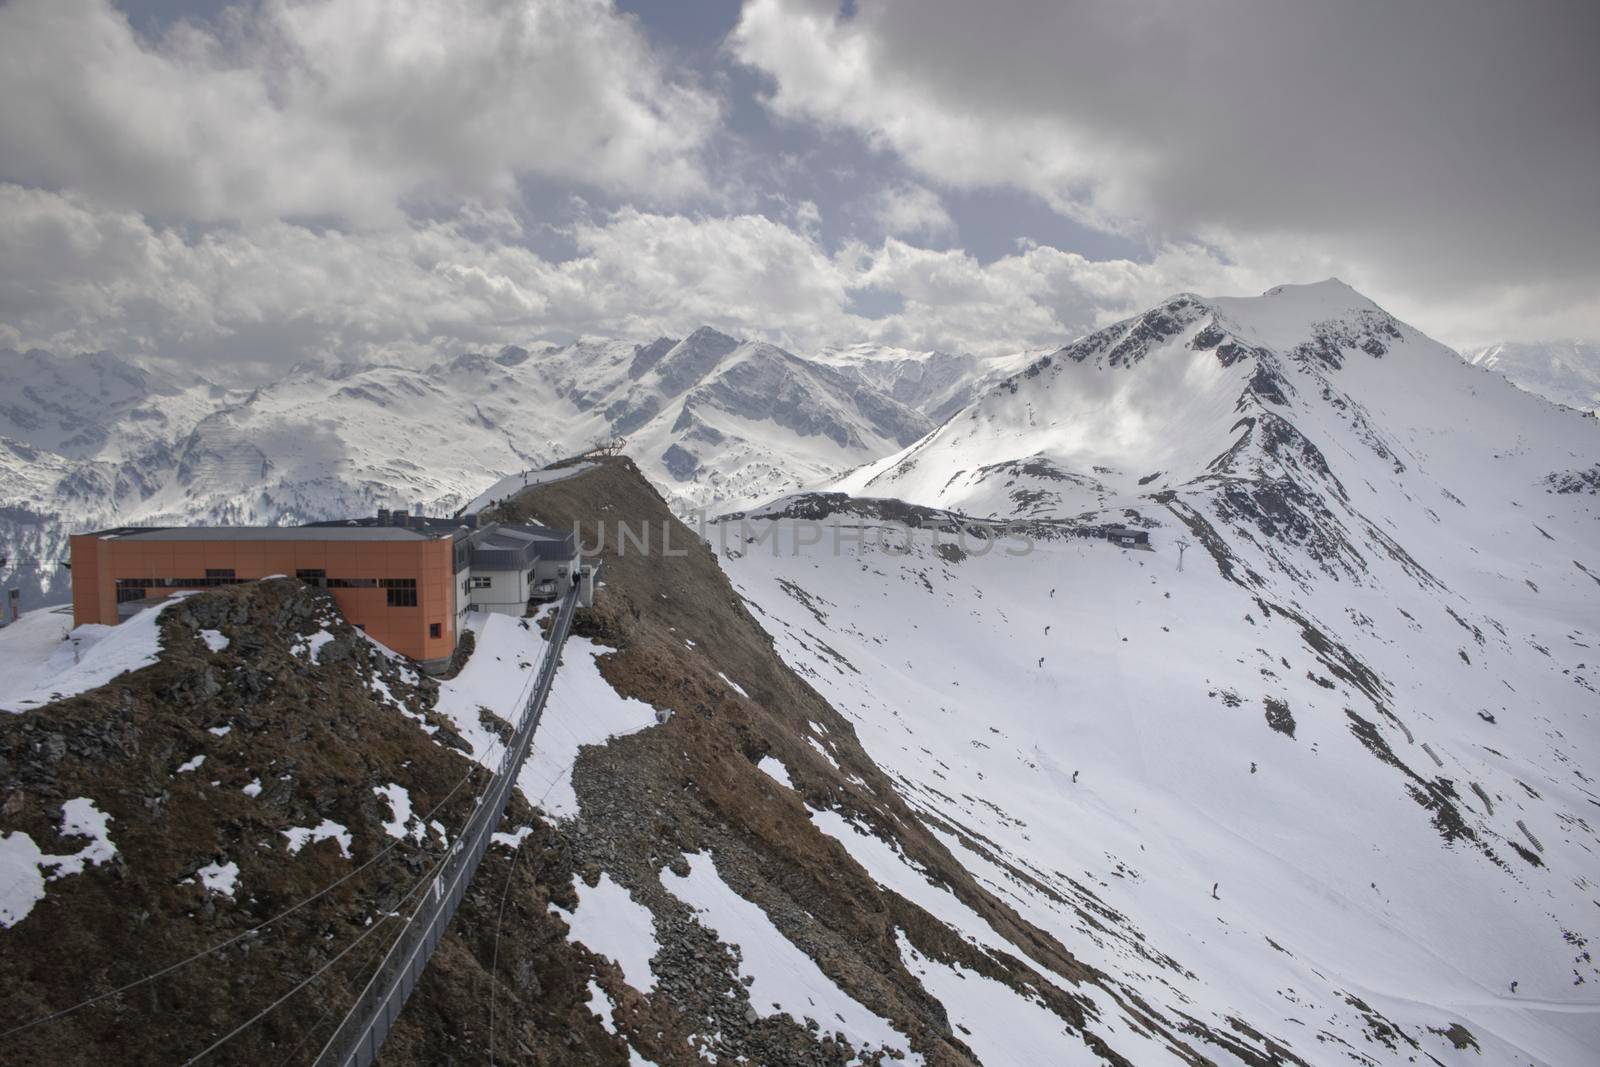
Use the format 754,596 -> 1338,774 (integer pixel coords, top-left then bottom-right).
69,525 -> 463,669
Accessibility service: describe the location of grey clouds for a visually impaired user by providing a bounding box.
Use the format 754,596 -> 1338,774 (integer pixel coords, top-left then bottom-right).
0,0 -> 1595,377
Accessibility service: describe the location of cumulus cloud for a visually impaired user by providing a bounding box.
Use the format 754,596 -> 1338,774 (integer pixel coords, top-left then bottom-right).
731,0 -> 1600,347
0,182 -> 1273,368
869,182 -> 956,243
840,238 -> 1273,355
0,0 -> 719,225
2,0 -> 1591,370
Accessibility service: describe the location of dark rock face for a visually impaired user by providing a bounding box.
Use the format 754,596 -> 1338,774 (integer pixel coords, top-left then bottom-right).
1249,362 -> 1290,405
1103,298 -> 1207,368
661,443 -> 700,481
693,347 -> 930,451
1291,309 -> 1404,370
1263,697 -> 1296,737
606,392 -> 663,436
628,336 -> 678,380
653,326 -> 741,397
1545,464 -> 1600,494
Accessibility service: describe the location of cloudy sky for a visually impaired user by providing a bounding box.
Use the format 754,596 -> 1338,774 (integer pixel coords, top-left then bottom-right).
1,0 -> 1596,379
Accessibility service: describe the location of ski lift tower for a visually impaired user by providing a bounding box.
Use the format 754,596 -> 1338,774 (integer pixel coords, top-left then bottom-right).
1176,536 -> 1191,572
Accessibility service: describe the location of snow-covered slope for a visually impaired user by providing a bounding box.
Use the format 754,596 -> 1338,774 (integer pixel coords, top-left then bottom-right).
1467,341 -> 1600,413
586,326 -> 933,512
812,343 -> 1036,424
0,332 -> 970,607
0,349 -> 229,460
713,280 -> 1600,1064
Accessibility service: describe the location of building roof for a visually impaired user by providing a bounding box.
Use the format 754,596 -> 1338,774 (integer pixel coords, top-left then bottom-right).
469,523 -> 578,569
89,526 -> 448,542
302,515 -> 476,537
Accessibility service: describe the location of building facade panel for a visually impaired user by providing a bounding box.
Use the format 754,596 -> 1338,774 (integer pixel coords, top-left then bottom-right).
69,533 -> 459,668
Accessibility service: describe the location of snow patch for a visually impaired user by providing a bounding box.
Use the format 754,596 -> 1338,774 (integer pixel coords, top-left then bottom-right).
553,873 -> 659,992
464,462 -> 594,514
585,979 -> 618,1035
194,860 -> 240,897
373,783 -> 419,841
432,615 -> 657,818
292,628 -> 336,663
282,820 -> 352,859
810,808 -> 1010,957
198,629 -> 229,652
806,735 -> 840,771
757,756 -> 793,789
0,798 -> 118,928
492,826 -> 534,849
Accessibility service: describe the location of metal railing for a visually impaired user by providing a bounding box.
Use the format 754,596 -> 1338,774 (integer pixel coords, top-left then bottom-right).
311,585 -> 581,1067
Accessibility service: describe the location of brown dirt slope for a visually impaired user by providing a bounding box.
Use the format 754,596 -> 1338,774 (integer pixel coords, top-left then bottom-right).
0,580 -> 631,1065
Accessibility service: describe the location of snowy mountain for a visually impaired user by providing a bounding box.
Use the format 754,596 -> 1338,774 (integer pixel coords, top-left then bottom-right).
3,271 -> 1598,1063
708,280 -> 1600,1063
580,326 -> 933,511
811,343 -> 1036,424
0,348 -> 231,460
0,332 -> 958,607
1466,340 -> 1600,413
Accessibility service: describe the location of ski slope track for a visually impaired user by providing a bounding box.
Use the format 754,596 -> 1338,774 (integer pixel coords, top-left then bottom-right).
717,280 -> 1600,1065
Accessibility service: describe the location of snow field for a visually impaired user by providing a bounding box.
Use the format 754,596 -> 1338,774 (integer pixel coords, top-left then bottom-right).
0,597 -> 191,713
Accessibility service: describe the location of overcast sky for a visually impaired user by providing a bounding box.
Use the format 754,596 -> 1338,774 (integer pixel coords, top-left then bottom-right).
1,0 -> 1595,379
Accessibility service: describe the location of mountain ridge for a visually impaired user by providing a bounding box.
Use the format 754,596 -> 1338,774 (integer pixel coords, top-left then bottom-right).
0,330 -> 986,607
710,280 -> 1600,1064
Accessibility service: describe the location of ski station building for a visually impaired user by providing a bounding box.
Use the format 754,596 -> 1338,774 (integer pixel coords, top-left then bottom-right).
68,510 -> 594,672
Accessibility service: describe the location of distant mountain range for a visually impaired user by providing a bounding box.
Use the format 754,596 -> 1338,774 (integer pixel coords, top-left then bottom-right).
0,334 -> 1026,606
1464,340 -> 1600,413
2,300 -> 1591,612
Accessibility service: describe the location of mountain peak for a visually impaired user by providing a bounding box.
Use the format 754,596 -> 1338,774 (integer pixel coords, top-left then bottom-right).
1264,276 -> 1354,295
683,324 -> 740,347
1252,277 -> 1383,316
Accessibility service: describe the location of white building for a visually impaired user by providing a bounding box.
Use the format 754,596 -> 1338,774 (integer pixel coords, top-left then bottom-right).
459,522 -> 593,617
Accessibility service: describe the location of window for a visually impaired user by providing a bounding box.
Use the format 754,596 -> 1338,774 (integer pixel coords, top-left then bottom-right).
381,577 -> 417,607
469,576 -> 493,590
116,586 -> 146,603
429,623 -> 442,639
296,568 -> 326,586
327,577 -> 377,589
